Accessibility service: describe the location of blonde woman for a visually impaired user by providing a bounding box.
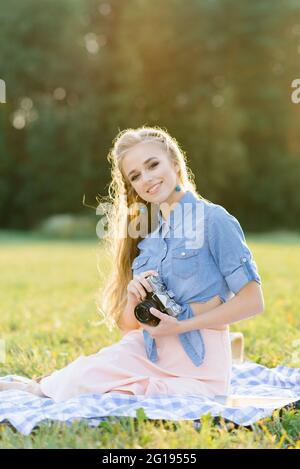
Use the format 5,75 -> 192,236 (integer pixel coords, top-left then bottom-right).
0,126 -> 264,402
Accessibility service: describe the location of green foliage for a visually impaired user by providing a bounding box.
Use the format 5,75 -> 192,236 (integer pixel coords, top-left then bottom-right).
35,214 -> 96,239
0,0 -> 300,230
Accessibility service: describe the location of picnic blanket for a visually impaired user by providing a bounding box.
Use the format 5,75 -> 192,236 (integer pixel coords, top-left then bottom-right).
0,360 -> 299,436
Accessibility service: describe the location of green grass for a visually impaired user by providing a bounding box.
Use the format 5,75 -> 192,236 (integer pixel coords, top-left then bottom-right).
0,230 -> 299,448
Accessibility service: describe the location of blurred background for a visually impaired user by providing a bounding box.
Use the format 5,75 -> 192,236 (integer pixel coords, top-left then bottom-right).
1,3 -> 300,448
1,0 -> 300,238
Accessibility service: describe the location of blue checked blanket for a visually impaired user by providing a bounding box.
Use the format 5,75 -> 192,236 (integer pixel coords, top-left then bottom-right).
0,360 -> 299,436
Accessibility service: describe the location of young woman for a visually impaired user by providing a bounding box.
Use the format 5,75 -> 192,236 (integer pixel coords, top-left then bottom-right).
0,126 -> 264,402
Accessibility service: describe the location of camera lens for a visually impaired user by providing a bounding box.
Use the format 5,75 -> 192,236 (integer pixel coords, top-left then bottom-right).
134,300 -> 160,326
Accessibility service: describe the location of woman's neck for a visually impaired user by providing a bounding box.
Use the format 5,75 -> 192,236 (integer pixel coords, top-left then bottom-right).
159,190 -> 187,221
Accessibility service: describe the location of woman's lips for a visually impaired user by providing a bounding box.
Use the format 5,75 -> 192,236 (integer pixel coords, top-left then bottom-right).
147,181 -> 162,194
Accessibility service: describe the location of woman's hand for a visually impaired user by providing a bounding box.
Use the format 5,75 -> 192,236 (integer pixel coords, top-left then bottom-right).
127,270 -> 158,306
142,307 -> 182,338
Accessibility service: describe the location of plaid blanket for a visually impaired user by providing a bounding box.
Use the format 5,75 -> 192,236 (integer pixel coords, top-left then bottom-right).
0,360 -> 299,436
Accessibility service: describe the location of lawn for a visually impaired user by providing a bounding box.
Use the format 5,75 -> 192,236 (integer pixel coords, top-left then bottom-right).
0,231 -> 299,448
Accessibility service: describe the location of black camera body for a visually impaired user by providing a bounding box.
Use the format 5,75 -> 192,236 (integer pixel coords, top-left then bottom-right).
134,274 -> 182,326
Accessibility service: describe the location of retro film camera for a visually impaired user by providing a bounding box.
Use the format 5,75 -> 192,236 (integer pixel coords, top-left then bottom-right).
134,274 -> 183,326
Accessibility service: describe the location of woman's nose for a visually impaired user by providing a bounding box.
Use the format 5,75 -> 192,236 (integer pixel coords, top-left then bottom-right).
142,173 -> 154,185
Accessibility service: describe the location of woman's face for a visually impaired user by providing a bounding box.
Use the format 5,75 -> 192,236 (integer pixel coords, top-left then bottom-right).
122,141 -> 179,203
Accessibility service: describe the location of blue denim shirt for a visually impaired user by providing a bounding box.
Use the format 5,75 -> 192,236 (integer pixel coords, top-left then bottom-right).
131,190 -> 262,366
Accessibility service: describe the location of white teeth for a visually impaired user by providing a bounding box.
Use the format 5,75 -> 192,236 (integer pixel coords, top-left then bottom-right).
148,182 -> 161,193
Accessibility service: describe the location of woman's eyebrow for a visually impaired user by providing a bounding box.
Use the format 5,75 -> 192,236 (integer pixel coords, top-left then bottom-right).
128,157 -> 158,178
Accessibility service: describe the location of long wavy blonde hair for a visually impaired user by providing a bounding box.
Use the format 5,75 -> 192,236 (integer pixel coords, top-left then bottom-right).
96,125 -> 210,331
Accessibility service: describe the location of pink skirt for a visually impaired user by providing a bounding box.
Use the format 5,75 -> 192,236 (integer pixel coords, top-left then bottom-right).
40,327 -> 232,402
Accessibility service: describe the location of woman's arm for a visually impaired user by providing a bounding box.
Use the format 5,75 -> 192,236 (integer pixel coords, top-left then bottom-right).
178,281 -> 264,334
117,269 -> 159,336
117,297 -> 141,336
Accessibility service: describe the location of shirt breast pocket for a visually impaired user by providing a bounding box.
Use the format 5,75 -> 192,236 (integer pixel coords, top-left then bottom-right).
171,247 -> 199,279
131,254 -> 152,275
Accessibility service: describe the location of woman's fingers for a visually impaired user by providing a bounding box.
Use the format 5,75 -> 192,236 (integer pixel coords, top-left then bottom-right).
128,270 -> 158,301
136,275 -> 153,293
128,283 -> 145,300
134,279 -> 148,298
135,270 -> 158,293
140,270 -> 158,278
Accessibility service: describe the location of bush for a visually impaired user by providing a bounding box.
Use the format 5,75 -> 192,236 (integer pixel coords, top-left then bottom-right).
34,214 -> 96,239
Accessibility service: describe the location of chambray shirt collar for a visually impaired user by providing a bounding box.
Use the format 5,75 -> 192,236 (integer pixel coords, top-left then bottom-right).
156,190 -> 195,232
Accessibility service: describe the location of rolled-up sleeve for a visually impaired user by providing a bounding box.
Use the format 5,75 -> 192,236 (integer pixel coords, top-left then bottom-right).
208,205 -> 262,294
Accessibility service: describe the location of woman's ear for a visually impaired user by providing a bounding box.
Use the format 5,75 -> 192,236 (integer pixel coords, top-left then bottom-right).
172,160 -> 180,174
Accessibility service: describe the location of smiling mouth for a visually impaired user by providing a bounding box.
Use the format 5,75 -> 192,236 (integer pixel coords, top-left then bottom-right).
147,182 -> 162,194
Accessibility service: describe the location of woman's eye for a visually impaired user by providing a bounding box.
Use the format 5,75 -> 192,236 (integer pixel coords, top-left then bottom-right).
131,162 -> 158,182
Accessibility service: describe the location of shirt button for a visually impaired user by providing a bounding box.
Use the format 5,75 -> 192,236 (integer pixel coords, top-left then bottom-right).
242,257 -> 247,262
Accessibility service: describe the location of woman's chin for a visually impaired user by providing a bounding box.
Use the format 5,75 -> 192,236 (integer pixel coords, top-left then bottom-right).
146,192 -> 165,203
